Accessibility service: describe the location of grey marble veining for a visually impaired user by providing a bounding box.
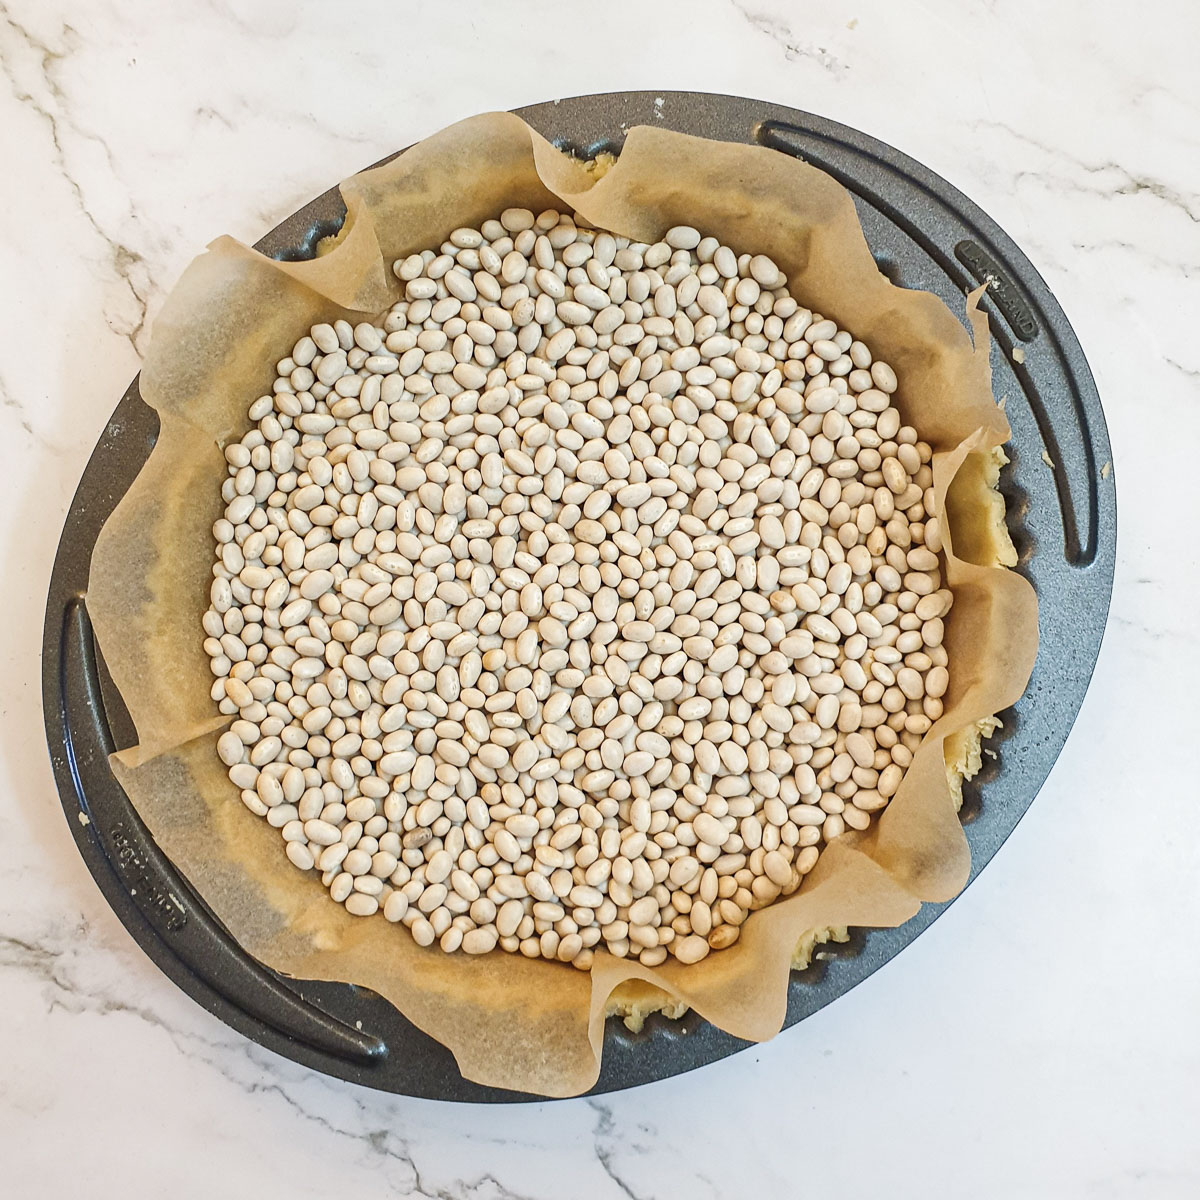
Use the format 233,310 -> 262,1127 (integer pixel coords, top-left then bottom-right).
2,0 -> 1198,1196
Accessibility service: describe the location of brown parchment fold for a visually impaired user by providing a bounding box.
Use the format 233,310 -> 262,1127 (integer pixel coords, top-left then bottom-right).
88,112 -> 1038,1097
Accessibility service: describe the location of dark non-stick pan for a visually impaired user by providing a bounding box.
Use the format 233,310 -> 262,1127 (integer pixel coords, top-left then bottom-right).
42,90 -> 1115,1100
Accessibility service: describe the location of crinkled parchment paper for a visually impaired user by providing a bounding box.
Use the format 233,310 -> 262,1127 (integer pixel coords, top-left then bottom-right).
88,112 -> 1038,1097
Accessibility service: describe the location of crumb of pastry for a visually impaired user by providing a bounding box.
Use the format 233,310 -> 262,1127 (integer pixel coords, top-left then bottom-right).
586,152 -> 616,179
605,926 -> 853,1031
608,990 -> 690,1034
314,213 -> 353,258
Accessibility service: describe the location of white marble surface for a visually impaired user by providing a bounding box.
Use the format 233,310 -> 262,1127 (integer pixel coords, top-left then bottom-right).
2,0 -> 1198,1194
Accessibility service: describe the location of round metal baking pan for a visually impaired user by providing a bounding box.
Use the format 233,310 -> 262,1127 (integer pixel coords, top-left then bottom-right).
42,90 -> 1115,1100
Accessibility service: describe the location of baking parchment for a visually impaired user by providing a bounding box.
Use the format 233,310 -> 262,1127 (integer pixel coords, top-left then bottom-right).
88,112 -> 1038,1097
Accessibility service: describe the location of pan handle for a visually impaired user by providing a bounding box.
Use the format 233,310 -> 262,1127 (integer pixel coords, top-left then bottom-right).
757,117 -> 1109,569
58,596 -> 386,1067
